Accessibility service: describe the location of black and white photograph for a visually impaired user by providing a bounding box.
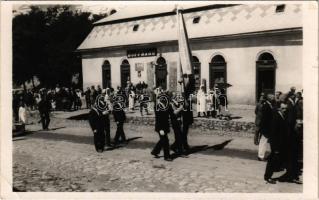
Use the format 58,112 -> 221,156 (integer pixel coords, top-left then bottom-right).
0,1 -> 318,199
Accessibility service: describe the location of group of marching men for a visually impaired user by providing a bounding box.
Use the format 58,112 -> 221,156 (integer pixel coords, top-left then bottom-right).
88,85 -> 193,161
254,87 -> 303,184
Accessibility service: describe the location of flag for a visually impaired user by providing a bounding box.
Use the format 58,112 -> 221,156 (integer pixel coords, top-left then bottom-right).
177,8 -> 193,75
176,7 -> 195,96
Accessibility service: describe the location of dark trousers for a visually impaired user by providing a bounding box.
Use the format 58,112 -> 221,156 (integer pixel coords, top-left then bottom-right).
86,98 -> 91,109
284,130 -> 299,179
152,132 -> 170,159
181,123 -> 190,150
170,120 -> 183,153
114,122 -> 126,144
40,112 -> 50,130
104,119 -> 111,146
264,152 -> 281,180
94,129 -> 105,151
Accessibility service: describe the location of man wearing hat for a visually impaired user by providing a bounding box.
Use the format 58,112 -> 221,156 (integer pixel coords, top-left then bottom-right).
88,95 -> 109,152
264,102 -> 288,184
151,91 -> 172,161
169,92 -> 184,155
112,91 -> 127,145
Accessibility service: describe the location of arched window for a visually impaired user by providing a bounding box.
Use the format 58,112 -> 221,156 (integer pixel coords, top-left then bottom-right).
256,52 -> 276,101
192,56 -> 201,90
155,57 -> 167,89
209,55 -> 227,89
102,60 -> 111,88
120,59 -> 130,87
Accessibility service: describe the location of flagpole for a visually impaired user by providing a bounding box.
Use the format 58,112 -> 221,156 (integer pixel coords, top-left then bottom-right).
176,6 -> 185,96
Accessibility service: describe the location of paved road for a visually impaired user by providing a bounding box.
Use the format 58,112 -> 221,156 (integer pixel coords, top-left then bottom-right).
13,117 -> 302,192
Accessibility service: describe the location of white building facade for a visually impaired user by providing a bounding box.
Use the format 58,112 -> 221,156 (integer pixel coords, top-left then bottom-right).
77,3 -> 303,105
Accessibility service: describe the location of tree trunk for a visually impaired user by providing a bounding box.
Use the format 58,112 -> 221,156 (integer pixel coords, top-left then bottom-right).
31,76 -> 35,88
22,82 -> 26,91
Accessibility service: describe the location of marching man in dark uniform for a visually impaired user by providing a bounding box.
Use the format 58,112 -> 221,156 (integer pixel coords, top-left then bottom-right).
112,92 -> 127,145
258,94 -> 274,161
38,91 -> 51,130
181,95 -> 193,153
151,91 -> 172,161
88,97 -> 108,153
264,102 -> 288,184
169,92 -> 184,155
278,92 -> 299,182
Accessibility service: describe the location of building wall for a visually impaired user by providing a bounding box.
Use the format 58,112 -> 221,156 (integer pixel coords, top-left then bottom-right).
81,31 -> 302,105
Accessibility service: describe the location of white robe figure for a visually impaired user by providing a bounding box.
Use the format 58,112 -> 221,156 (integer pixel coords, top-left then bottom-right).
197,89 -> 207,113
18,106 -> 27,124
129,91 -> 135,111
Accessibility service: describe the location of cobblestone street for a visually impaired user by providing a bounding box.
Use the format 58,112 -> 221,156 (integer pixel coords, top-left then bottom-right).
13,112 -> 302,193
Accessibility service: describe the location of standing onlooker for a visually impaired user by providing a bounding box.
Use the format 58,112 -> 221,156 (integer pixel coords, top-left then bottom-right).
38,93 -> 51,130
258,94 -> 274,161
218,88 -> 229,119
75,89 -> 82,110
84,87 -> 91,109
18,101 -> 27,125
139,89 -> 149,116
197,85 -> 207,117
295,91 -> 303,176
97,85 -> 102,95
90,86 -> 98,105
274,91 -> 282,109
128,89 -> 135,112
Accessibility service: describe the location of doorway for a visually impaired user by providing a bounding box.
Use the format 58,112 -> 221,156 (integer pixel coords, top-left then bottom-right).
155,57 -> 167,90
120,59 -> 130,87
256,52 -> 276,101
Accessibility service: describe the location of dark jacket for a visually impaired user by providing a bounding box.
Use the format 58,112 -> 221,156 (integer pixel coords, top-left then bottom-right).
155,109 -> 170,133
286,98 -> 297,126
269,111 -> 287,152
113,110 -> 126,123
260,101 -> 273,137
182,102 -> 193,125
255,101 -> 263,126
88,108 -> 108,132
38,99 -> 51,114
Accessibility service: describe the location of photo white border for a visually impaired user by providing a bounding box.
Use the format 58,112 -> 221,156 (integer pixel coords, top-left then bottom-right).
1,1 -> 318,199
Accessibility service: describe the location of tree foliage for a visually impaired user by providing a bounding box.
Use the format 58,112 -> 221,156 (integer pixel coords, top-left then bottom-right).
13,5 -> 107,88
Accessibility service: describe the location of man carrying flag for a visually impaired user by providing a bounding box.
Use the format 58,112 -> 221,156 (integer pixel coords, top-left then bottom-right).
176,6 -> 195,153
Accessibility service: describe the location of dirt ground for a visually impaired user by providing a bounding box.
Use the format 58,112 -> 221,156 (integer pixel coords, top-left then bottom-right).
13,113 -> 302,193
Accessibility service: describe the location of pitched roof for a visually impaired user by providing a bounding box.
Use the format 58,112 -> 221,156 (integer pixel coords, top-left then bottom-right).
94,2 -> 215,24
77,4 -> 302,51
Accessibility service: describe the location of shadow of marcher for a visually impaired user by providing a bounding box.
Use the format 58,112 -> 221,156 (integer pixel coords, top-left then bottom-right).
173,139 -> 233,158
106,137 -> 143,151
48,126 -> 66,131
205,139 -> 233,150
126,137 -> 143,143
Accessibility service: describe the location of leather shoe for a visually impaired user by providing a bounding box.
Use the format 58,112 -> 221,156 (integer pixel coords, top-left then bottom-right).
164,157 -> 173,162
151,151 -> 160,158
265,178 -> 276,184
258,157 -> 267,162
